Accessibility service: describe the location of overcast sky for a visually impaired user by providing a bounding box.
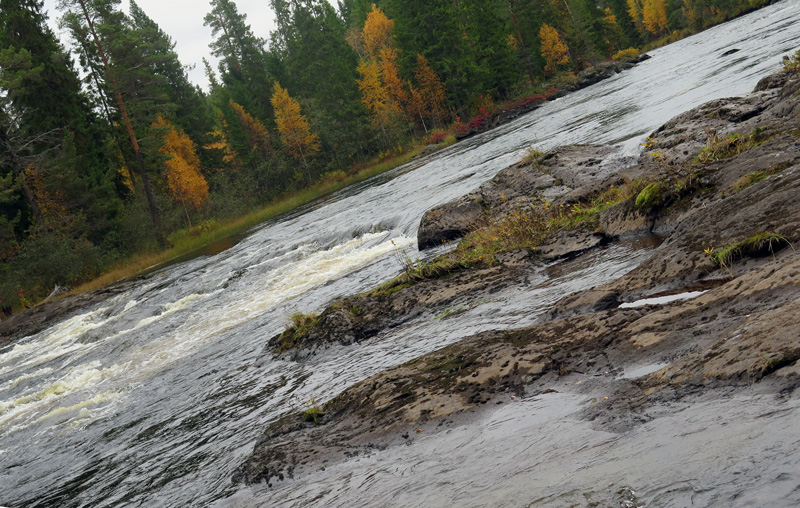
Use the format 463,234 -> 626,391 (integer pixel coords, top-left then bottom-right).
41,0 -> 277,91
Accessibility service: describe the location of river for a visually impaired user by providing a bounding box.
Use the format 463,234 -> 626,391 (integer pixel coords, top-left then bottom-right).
1,2 -> 799,506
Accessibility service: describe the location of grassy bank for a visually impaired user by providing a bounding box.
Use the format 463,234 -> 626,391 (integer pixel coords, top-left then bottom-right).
65,145 -> 426,299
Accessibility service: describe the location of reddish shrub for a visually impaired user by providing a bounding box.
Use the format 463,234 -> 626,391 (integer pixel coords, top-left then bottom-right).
429,130 -> 448,144
468,114 -> 488,129
454,121 -> 470,136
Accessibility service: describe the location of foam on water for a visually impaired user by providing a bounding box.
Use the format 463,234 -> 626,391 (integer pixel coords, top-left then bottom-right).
0,361 -> 128,432
0,232 -> 416,435
0,307 -> 110,371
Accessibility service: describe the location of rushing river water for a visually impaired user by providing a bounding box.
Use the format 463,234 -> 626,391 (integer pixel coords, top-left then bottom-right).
2,3 -> 800,506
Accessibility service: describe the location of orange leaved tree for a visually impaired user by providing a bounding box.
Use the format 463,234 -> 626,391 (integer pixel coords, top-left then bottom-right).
270,82 -> 321,170
414,54 -> 448,128
355,5 -> 413,137
642,0 -> 669,36
152,115 -> 209,224
362,4 -> 394,59
539,24 -> 570,74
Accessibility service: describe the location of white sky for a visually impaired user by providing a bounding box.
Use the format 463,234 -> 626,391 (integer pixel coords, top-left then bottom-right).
41,0 -> 276,91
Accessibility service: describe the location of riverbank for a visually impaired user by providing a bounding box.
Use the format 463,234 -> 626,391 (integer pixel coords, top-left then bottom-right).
236,62 -> 800,498
0,53 -> 658,340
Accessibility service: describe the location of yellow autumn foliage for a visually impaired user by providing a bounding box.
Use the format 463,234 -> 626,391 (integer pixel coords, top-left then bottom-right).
642,0 -> 669,35
204,109 -> 238,170
229,100 -> 271,154
539,24 -> 570,73
414,54 -> 448,124
362,4 -> 394,59
357,59 -> 400,129
152,115 -> 209,209
270,82 -> 321,161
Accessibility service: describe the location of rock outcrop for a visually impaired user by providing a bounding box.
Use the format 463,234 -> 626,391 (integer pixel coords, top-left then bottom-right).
417,144 -> 637,250
239,69 -> 800,488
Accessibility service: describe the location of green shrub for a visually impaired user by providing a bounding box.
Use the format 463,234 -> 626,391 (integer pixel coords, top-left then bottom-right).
303,407 -> 325,424
442,135 -> 457,146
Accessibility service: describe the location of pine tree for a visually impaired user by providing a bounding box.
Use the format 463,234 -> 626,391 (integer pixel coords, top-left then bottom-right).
459,0 -> 520,98
606,0 -> 642,46
381,0 -> 512,114
1,0 -> 120,242
268,0 -> 369,166
60,0 -> 164,243
204,0 -> 272,122
381,0 -> 470,111
129,1 -> 211,145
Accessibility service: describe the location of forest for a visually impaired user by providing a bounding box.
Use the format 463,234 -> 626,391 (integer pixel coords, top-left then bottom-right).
0,0 -> 774,312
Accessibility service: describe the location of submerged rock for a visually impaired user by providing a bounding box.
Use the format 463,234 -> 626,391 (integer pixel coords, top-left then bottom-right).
537,230 -> 609,261
239,254 -> 800,486
577,61 -> 634,87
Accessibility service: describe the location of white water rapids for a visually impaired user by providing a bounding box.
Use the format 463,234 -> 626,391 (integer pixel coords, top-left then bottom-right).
2,2 -> 800,506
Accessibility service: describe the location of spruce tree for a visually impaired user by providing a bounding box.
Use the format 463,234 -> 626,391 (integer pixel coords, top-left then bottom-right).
0,0 -> 114,238
129,1 -> 212,147
204,0 -> 273,123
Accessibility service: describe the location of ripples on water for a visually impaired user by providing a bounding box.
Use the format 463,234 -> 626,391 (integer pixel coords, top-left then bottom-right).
2,2 -> 800,506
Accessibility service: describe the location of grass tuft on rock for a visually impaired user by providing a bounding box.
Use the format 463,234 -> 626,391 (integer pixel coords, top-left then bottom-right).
272,312 -> 319,354
303,407 -> 325,424
520,147 -> 546,168
732,162 -> 791,193
635,182 -> 665,209
783,49 -> 800,73
695,128 -> 774,165
706,232 -> 792,269
452,179 -> 645,267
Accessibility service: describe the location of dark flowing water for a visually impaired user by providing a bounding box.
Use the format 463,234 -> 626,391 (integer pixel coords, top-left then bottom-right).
2,3 -> 800,506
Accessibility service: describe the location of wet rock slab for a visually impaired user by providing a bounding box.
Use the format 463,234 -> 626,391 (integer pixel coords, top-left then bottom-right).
238,253 -> 800,486
240,69 -> 800,493
537,230 -> 609,261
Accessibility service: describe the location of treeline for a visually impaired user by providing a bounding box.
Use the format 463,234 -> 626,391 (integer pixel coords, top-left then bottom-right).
0,0 -> 773,311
